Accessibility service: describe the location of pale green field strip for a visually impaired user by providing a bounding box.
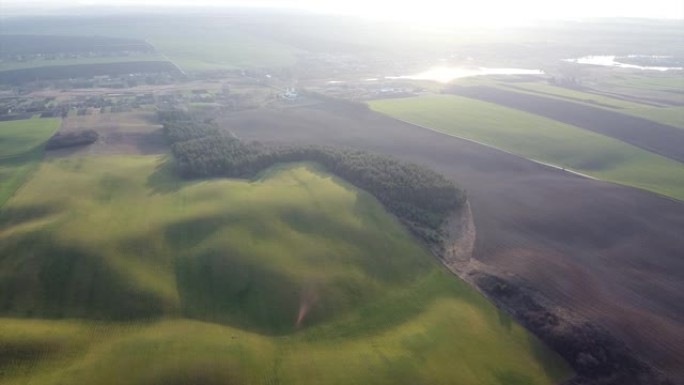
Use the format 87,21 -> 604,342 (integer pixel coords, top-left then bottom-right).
0,54 -> 167,72
0,117 -> 60,158
499,82 -> 651,109
497,82 -> 684,129
625,106 -> 684,130
0,156 -> 571,385
607,75 -> 684,92
369,95 -> 684,201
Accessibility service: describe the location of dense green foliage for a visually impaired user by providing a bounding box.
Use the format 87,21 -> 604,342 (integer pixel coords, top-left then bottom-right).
160,111 -> 465,245
45,130 -> 98,150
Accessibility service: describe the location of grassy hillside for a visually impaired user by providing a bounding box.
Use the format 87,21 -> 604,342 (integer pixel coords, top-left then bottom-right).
0,155 -> 570,385
0,118 -> 60,207
0,118 -> 60,157
0,150 -> 45,210
370,95 -> 684,201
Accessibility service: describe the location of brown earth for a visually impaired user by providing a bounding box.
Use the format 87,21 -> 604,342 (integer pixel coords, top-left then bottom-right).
51,111 -> 166,156
218,101 -> 684,382
449,86 -> 684,163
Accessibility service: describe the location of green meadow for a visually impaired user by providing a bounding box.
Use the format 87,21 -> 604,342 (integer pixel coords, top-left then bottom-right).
0,118 -> 60,158
149,34 -> 299,72
369,95 -> 684,201
0,117 -> 60,207
0,155 -> 570,385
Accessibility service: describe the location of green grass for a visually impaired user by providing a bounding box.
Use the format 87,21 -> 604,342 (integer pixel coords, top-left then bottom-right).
0,118 -> 60,208
0,149 -> 44,209
0,54 -> 167,72
0,155 -> 570,385
496,82 -> 684,129
369,95 -> 684,201
149,33 -> 299,72
499,82 -> 650,109
607,75 -> 684,92
626,106 -> 684,130
0,118 -> 60,158
3,18 -> 300,72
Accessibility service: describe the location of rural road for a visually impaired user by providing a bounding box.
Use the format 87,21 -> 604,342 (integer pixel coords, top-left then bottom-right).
220,101 -> 684,381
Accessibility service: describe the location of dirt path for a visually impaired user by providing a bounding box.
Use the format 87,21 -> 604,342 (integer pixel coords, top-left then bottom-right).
219,101 -> 684,382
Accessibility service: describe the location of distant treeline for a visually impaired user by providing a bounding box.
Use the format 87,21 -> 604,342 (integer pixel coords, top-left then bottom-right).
0,61 -> 181,85
0,35 -> 155,57
45,130 -> 98,150
159,110 -> 465,246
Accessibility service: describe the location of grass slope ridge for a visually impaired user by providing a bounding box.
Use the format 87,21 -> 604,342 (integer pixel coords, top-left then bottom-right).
0,155 -> 570,385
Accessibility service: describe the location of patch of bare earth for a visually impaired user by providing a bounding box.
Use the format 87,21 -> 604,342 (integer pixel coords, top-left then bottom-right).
49,110 -> 167,156
218,101 -> 684,383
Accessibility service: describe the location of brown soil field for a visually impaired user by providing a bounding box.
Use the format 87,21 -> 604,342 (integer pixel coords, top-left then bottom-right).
52,110 -> 166,156
450,86 -> 684,163
218,101 -> 684,382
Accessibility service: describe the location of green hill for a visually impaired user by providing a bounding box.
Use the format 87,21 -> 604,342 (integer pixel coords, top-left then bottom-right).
0,155 -> 571,385
0,117 -> 60,208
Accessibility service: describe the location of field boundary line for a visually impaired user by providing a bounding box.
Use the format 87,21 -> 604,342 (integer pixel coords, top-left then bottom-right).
382,115 -> 598,180
378,114 -> 684,204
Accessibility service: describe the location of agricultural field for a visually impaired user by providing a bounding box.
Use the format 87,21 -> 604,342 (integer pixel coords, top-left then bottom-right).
149,33 -> 300,72
0,118 -> 60,157
497,81 -> 655,109
0,156 -> 570,385
0,54 -> 168,72
498,81 -> 684,129
0,117 -> 60,207
0,17 -> 301,73
57,110 -> 166,156
219,100 -> 684,380
624,106 -> 684,129
0,61 -> 181,85
369,94 -> 684,201
449,86 -> 684,162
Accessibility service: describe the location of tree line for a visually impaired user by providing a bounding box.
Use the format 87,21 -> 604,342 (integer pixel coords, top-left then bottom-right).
45,129 -> 98,150
160,110 -> 466,247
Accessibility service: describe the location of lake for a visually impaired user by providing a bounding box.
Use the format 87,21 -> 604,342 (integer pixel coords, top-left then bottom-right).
387,66 -> 544,83
564,56 -> 683,71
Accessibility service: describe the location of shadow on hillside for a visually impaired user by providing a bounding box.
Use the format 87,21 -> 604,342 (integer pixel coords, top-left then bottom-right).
146,157 -> 187,195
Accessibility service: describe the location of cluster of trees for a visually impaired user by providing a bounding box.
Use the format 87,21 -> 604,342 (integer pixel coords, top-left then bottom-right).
160,110 -> 465,247
45,129 -> 98,150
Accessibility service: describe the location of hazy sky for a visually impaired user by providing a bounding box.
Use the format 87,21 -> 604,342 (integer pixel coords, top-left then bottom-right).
4,0 -> 684,25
